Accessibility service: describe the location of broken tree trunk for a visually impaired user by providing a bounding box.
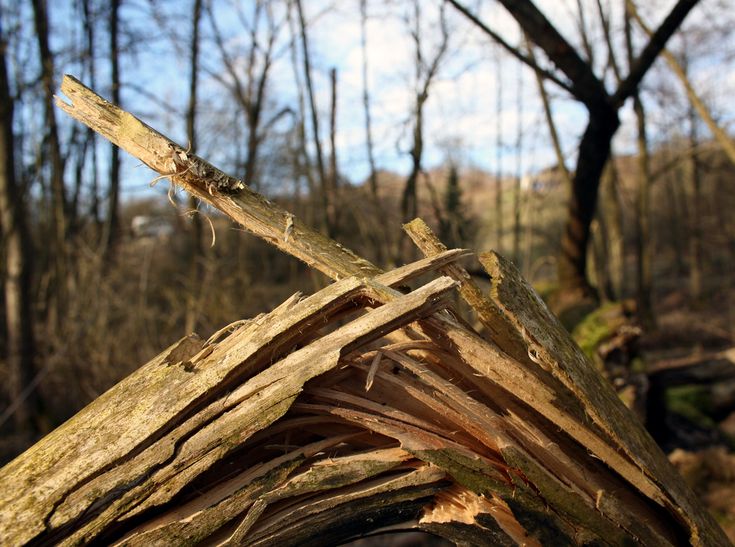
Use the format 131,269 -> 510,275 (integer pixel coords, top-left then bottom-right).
0,75 -> 728,545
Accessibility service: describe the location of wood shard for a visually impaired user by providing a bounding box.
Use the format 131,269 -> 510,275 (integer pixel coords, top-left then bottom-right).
421,485 -> 496,525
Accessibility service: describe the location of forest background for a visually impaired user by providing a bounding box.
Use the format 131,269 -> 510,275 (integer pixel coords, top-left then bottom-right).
2,0 -> 735,535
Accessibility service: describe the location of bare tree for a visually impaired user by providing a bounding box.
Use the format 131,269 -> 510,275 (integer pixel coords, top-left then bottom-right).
184,0 -> 204,334
0,22 -> 41,437
294,0 -> 332,234
401,1 -> 449,225
208,0 -> 288,193
628,0 -> 735,167
286,0 -> 317,227
448,0 -> 701,302
359,0 -> 378,200
328,67 -> 339,232
625,3 -> 654,325
101,0 -> 121,263
81,0 -> 100,225
31,0 -> 68,318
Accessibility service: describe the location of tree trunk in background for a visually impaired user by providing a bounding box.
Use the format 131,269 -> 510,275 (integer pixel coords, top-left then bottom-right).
286,2 -> 317,231
631,96 -> 653,323
512,61 -> 523,266
185,0 -> 204,335
688,106 -> 703,303
328,67 -> 339,232
295,0 -> 330,235
494,47 -> 503,255
402,104 -> 423,225
0,29 -> 41,437
360,0 -> 378,201
667,150 -> 688,277
626,8 -> 654,326
359,0 -> 384,265
102,0 -> 121,264
400,1 -> 448,261
401,1 -> 425,227
81,0 -> 100,226
558,108 -> 619,297
591,216 -> 613,302
31,0 -> 67,320
594,0 -> 625,302
600,159 -> 626,299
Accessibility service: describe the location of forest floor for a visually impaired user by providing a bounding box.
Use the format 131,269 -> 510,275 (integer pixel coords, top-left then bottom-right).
641,277 -> 735,540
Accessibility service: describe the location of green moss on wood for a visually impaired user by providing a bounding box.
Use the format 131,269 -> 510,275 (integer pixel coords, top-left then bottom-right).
571,302 -> 628,366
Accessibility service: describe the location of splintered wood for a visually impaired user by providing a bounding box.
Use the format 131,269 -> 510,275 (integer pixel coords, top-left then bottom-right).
0,75 -> 726,546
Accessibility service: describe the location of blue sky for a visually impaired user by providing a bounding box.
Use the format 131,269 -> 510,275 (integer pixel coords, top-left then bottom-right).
18,0 -> 735,203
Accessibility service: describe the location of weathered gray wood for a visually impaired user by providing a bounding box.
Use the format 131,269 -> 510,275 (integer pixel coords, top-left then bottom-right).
0,276 -> 457,545
403,218 -> 530,365
3,76 -> 721,545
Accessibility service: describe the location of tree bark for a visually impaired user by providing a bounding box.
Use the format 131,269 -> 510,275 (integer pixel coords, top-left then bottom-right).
55,76 -> 380,282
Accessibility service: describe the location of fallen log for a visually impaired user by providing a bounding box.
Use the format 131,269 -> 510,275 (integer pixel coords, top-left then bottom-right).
0,75 -> 727,545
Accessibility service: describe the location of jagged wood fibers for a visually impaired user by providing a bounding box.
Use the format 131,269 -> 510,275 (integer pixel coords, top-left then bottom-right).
0,75 -> 727,545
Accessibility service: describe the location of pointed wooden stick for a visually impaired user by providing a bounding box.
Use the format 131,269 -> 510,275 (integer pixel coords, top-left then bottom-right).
55,75 -> 379,282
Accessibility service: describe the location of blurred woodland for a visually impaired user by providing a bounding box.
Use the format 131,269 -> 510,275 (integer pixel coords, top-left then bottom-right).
2,0 -> 735,538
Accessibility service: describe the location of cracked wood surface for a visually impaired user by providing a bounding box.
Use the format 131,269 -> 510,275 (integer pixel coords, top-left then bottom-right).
0,75 -> 727,545
0,276 -> 457,545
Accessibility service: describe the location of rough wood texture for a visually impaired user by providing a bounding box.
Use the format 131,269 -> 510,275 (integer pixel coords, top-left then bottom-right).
407,219 -> 727,545
0,76 -> 726,545
478,251 -> 725,545
0,275 -> 458,545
